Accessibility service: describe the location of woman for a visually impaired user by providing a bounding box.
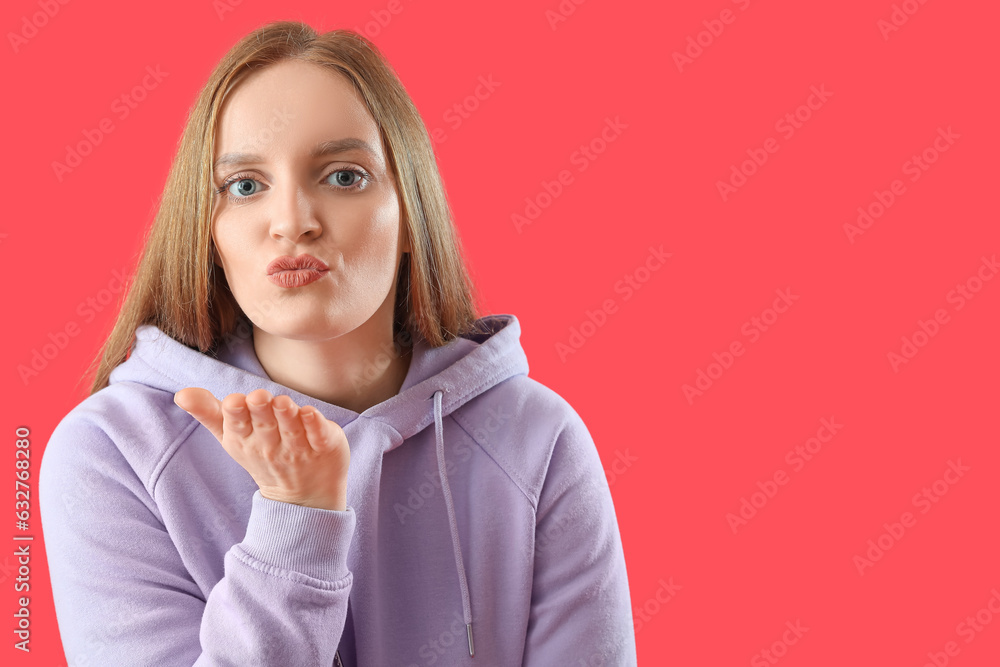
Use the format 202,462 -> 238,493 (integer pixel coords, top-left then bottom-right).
38,20 -> 636,666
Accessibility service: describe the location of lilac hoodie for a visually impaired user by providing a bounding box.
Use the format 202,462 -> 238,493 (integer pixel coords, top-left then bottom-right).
39,313 -> 636,666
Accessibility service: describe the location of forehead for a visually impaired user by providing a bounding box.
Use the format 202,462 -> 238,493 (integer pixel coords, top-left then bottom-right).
213,59 -> 381,159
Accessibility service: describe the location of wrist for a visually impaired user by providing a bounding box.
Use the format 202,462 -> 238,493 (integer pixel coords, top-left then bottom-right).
259,487 -> 348,512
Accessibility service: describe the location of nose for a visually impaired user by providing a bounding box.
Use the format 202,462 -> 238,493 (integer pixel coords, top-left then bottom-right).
268,180 -> 322,243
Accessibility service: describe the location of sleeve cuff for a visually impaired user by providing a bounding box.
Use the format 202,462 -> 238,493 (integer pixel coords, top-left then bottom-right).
238,489 -> 356,582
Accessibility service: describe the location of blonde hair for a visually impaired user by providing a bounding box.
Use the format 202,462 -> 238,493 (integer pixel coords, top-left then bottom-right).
86,20 -> 483,396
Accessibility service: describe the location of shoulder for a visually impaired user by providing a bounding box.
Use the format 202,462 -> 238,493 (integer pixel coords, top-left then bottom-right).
450,375 -> 598,509
40,382 -> 195,501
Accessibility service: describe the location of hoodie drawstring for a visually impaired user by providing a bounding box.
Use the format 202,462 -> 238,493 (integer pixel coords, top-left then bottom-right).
432,389 -> 475,658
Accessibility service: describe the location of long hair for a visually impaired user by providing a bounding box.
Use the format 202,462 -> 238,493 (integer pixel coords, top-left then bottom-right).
85,21 -> 484,396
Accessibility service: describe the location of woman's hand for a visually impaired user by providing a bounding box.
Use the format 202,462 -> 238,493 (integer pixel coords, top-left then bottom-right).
173,387 -> 350,511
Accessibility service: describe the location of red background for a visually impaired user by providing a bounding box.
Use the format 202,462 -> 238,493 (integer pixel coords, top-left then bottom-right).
3,0 -> 999,664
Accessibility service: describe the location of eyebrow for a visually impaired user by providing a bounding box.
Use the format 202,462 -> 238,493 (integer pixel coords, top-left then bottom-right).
213,138 -> 379,171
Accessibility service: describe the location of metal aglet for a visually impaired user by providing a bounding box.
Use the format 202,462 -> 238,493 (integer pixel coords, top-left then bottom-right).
467,622 -> 475,657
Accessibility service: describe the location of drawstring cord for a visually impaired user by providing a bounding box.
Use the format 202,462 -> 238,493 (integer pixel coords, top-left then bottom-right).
433,389 -> 475,657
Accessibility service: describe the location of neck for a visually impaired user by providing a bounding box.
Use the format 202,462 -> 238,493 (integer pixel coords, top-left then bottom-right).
250,302 -> 413,415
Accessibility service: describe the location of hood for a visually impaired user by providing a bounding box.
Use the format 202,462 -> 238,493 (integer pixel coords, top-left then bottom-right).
111,313 -> 528,445
107,312 -> 530,658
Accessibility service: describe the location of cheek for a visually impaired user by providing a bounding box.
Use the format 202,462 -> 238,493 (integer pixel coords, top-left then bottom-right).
369,191 -> 402,248
212,239 -> 223,268
211,225 -> 251,284
210,219 -> 225,265
344,193 -> 401,263
370,220 -> 402,274
212,233 -> 232,273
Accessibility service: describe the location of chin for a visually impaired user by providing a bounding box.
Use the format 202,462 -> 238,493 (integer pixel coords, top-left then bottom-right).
259,315 -> 363,342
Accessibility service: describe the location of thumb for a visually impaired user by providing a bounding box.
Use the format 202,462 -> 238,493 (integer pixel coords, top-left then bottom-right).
174,387 -> 225,444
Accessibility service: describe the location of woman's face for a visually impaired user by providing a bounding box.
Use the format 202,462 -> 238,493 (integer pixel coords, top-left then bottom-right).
210,59 -> 408,341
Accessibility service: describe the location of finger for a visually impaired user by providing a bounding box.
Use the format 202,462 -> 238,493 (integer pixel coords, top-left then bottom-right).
174,388 -> 225,444
300,405 -> 336,453
272,396 -> 309,450
244,389 -> 279,447
221,393 -> 253,441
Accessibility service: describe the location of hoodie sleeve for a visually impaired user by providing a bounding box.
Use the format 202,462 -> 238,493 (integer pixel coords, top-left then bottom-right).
38,417 -> 355,667
521,410 -> 638,666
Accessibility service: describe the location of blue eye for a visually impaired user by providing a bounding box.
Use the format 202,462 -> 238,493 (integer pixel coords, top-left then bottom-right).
327,168 -> 369,190
214,174 -> 263,203
228,178 -> 260,198
214,166 -> 371,206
